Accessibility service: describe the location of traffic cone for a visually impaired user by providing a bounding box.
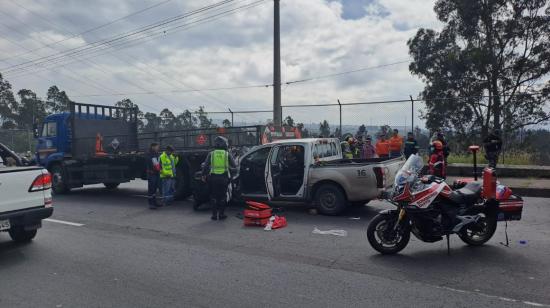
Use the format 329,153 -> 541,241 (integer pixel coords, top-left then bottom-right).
95,133 -> 107,157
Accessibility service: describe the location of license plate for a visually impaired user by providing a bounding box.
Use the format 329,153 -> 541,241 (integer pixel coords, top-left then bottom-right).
0,219 -> 10,231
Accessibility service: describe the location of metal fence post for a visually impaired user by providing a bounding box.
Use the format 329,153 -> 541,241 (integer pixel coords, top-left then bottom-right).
409,95 -> 414,133
228,108 -> 234,127
337,99 -> 342,137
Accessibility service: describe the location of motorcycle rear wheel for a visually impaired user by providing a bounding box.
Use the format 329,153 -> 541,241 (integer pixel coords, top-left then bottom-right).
367,214 -> 410,255
458,213 -> 497,246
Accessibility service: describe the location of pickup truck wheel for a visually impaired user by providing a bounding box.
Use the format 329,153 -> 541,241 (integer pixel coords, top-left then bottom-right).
315,184 -> 347,215
9,227 -> 37,243
50,164 -> 69,194
104,183 -> 120,190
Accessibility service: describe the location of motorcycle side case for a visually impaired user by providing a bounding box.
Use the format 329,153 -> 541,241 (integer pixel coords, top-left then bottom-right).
497,190 -> 523,221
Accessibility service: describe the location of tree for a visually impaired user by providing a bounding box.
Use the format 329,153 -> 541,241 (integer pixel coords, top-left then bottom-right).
408,0 -> 550,137
16,89 -> 46,129
319,120 -> 330,137
143,112 -> 161,132
159,108 -> 176,130
176,110 -> 197,129
283,115 -> 295,127
46,86 -> 73,113
222,119 -> 231,128
195,106 -> 214,129
115,98 -> 143,129
0,73 -> 17,126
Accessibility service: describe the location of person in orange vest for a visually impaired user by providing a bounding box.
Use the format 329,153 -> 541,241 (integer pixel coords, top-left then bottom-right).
388,129 -> 403,158
375,134 -> 390,158
429,141 -> 446,178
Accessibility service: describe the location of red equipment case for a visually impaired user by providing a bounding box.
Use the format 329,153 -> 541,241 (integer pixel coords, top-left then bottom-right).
243,201 -> 273,227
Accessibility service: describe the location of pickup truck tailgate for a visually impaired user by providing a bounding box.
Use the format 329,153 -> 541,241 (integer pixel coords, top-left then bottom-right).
373,158 -> 405,190
0,167 -> 48,213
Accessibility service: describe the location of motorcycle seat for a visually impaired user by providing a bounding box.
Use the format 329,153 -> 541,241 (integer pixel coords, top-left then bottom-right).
449,181 -> 482,205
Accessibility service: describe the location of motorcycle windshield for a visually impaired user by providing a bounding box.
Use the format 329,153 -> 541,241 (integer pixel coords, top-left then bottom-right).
394,154 -> 424,188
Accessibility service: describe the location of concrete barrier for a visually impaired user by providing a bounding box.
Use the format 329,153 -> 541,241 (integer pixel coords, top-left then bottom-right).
447,163 -> 550,178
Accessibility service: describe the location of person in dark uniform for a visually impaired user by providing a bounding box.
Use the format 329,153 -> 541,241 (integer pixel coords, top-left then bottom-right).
202,136 -> 237,221
146,142 -> 161,209
483,129 -> 503,168
403,132 -> 419,159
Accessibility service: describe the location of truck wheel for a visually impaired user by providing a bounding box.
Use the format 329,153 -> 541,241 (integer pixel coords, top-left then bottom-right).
50,164 -> 69,194
104,183 -> 120,190
9,227 -> 37,243
315,184 -> 347,215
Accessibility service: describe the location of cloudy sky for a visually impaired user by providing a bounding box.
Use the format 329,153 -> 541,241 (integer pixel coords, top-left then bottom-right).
0,0 -> 442,127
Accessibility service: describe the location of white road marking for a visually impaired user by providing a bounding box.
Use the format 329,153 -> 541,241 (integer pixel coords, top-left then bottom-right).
44,218 -> 84,227
437,286 -> 550,307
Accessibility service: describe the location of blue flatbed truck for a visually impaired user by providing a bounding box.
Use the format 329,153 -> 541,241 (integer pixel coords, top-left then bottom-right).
35,102 -> 264,197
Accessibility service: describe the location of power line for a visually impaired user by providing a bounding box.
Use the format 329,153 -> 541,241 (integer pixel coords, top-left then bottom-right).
1,0 -> 268,118
0,11 -> 173,112
58,59 -> 409,98
284,60 -> 410,85
3,0 -> 266,78
0,0 -> 173,63
69,84 -> 272,98
0,0 -> 238,73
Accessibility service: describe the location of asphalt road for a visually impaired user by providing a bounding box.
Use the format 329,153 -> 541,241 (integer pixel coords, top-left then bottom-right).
1,180 -> 549,308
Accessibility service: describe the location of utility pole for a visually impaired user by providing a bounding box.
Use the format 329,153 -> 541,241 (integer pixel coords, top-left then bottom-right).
273,0 -> 282,127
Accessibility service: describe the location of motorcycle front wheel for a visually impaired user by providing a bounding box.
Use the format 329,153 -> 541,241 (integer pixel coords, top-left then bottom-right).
367,213 -> 410,255
458,213 -> 497,246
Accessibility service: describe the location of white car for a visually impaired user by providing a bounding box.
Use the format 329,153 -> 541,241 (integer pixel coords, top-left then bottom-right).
0,150 -> 53,242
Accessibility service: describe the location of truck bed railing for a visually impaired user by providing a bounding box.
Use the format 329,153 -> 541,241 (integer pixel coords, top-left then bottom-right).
137,126 -> 263,152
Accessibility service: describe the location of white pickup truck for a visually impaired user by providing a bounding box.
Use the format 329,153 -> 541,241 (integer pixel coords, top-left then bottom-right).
236,138 -> 404,215
0,144 -> 53,242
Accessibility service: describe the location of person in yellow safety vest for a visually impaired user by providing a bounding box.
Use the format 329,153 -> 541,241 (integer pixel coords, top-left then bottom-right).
341,136 -> 354,159
201,136 -> 237,221
159,145 -> 179,206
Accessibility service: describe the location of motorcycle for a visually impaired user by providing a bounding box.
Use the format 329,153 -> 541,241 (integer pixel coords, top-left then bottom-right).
367,154 -> 523,254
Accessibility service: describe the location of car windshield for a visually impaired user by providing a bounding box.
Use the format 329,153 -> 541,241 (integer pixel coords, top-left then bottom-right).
394,154 -> 424,188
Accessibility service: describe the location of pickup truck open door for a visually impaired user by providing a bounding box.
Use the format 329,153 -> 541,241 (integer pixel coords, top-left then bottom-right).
265,143 -> 307,201
265,145 -> 281,200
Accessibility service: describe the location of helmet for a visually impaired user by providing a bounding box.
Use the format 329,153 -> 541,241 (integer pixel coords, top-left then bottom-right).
432,140 -> 443,150
214,136 -> 228,150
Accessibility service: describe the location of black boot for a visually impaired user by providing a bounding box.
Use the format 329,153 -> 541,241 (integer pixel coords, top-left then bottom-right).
211,209 -> 218,220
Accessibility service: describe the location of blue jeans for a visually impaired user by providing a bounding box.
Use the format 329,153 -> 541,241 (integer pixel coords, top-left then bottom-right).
161,178 -> 175,205
147,174 -> 160,207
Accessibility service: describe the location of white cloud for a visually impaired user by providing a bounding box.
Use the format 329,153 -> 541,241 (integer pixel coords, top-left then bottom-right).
1,0 -> 442,127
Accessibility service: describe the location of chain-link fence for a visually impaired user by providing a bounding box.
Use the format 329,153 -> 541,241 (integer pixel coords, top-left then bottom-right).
0,129 -> 35,154
2,96 -> 548,165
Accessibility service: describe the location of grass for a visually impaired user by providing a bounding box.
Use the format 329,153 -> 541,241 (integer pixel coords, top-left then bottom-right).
445,152 -> 533,165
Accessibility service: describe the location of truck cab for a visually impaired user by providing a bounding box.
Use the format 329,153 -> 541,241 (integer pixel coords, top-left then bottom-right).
36,113 -> 71,169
